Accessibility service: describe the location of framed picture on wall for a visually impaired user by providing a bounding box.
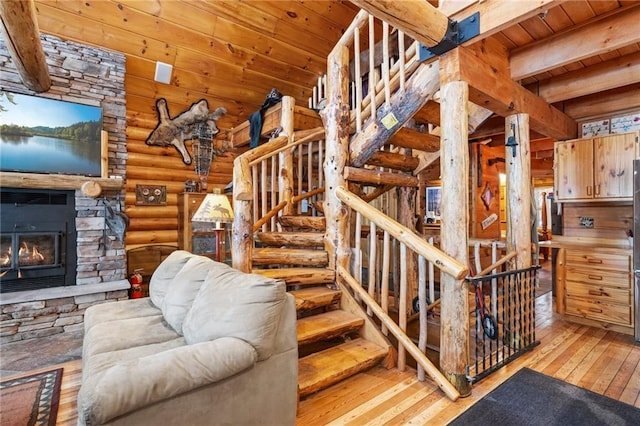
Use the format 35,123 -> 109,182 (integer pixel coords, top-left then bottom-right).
425,186 -> 441,221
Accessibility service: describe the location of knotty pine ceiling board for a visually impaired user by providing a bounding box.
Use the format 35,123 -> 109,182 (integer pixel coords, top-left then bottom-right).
249,1 -> 346,42
124,1 -> 219,37
213,18 -> 328,75
34,3 -> 176,62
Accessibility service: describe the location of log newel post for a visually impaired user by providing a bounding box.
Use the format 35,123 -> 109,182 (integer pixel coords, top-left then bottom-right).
279,96 -> 295,216
439,80 -> 472,397
505,113 -> 532,270
232,156 -> 253,273
321,45 -> 351,272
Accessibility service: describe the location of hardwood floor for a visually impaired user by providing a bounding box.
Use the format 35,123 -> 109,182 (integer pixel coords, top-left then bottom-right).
6,292 -> 639,425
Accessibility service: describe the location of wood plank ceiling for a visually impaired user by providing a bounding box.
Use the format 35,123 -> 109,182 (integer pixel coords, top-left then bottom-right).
29,0 -> 639,137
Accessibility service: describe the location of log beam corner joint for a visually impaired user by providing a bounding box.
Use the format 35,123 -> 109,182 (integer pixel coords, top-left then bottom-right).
418,12 -> 480,61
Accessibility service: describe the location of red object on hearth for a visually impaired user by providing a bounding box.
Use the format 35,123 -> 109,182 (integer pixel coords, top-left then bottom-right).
129,270 -> 143,299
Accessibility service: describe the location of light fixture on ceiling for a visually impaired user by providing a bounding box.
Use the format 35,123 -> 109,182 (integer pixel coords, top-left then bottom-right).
154,61 -> 173,84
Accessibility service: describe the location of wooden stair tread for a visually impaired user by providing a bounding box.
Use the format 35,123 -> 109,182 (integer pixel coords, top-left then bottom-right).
297,310 -> 364,345
278,215 -> 326,231
252,268 -> 335,286
255,231 -> 324,248
253,248 -> 328,266
298,338 -> 388,397
290,287 -> 341,311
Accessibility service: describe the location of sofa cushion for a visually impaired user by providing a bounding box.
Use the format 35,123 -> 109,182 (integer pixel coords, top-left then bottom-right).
83,315 -> 181,361
161,255 -> 221,334
183,267 -> 286,360
149,250 -> 195,308
84,298 -> 159,333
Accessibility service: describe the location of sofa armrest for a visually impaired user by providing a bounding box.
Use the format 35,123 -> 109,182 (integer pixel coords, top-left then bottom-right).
78,337 -> 257,425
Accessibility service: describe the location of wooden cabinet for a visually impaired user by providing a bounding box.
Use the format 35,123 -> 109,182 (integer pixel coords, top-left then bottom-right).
177,193 -> 219,258
554,131 -> 638,202
558,248 -> 633,333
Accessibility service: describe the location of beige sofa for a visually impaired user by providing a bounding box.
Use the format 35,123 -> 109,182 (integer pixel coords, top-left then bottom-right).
77,251 -> 298,425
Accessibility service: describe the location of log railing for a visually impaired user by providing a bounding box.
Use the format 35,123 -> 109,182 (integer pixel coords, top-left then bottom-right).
232,122 -> 326,272
336,185 -> 466,400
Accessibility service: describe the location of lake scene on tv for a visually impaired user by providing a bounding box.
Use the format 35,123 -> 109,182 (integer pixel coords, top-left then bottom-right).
0,92 -> 103,177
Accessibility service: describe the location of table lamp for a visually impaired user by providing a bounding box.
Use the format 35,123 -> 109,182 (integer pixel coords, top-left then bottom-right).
191,188 -> 233,261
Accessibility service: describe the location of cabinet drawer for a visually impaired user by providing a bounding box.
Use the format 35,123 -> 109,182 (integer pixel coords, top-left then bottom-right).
565,268 -> 630,288
565,297 -> 631,326
565,251 -> 630,272
565,281 -> 630,305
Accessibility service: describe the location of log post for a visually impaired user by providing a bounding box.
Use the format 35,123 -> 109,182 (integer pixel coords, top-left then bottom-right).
439,80 -> 471,397
232,156 -> 253,273
279,96 -> 295,215
505,113 -> 532,270
397,150 -> 418,313
320,44 -> 351,272
0,0 -> 51,92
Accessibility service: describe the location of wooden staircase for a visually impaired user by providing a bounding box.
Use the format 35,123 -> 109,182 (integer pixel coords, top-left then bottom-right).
253,215 -> 389,398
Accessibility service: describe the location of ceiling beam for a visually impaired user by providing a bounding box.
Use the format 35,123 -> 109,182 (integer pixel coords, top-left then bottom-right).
350,0 -> 449,48
442,46 -> 577,140
511,5 -> 640,80
537,52 -> 640,103
0,0 -> 50,92
560,83 -> 640,120
444,0 -> 568,41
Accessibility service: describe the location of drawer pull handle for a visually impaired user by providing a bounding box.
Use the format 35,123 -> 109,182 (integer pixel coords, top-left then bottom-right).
587,259 -> 603,264
588,290 -> 603,296
588,274 -> 603,281
588,307 -> 603,313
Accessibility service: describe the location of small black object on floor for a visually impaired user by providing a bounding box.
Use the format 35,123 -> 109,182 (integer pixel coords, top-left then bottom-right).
448,368 -> 640,426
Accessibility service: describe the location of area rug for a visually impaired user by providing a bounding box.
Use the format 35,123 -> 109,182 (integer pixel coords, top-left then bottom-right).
0,368 -> 62,426
448,367 -> 640,425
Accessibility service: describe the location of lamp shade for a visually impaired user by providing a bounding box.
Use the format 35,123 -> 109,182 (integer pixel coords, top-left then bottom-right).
192,189 -> 233,228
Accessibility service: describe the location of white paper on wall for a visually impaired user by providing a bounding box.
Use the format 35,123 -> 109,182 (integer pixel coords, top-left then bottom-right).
610,113 -> 640,134
581,119 -> 610,137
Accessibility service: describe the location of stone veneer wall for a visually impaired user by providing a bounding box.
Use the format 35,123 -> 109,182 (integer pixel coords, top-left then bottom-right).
0,34 -> 129,342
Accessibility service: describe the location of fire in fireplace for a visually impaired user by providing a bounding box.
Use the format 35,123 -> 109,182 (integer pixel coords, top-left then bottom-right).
0,189 -> 77,293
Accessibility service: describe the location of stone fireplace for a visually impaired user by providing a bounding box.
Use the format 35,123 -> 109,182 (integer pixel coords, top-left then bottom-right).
0,35 -> 129,342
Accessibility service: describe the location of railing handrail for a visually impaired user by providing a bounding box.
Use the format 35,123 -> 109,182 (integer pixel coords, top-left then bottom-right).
249,127 -> 325,166
336,185 -> 468,280
337,265 -> 460,401
252,200 -> 287,233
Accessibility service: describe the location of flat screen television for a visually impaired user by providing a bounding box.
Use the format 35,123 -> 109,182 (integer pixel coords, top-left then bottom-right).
0,91 -> 103,177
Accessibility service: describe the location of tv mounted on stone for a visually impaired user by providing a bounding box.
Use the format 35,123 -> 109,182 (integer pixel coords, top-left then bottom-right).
0,91 -> 103,177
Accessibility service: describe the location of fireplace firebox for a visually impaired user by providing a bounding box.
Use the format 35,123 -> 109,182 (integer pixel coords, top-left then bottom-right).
0,189 -> 77,293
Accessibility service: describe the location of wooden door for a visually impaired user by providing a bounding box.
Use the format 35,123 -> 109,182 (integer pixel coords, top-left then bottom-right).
554,139 -> 593,200
594,132 -> 636,199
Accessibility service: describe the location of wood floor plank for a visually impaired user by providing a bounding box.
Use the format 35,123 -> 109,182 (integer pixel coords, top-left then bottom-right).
548,327 -> 608,380
569,331 -> 617,387
605,344 -> 640,400
539,326 -> 603,377
587,333 -> 635,394
619,350 -> 640,407
325,377 -> 423,425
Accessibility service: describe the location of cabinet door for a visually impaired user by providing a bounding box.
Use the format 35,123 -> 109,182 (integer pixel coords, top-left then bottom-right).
594,133 -> 636,199
555,139 -> 593,200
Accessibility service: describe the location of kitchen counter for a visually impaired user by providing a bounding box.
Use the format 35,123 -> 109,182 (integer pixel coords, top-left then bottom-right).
539,236 -> 632,255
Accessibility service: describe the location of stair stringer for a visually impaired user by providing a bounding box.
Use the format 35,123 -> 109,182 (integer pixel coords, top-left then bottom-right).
349,60 -> 441,168
336,274 -> 397,368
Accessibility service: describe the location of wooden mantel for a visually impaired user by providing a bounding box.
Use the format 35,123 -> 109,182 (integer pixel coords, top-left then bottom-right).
0,172 -> 123,191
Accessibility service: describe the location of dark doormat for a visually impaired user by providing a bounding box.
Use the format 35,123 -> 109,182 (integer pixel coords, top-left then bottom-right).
448,367 -> 640,426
